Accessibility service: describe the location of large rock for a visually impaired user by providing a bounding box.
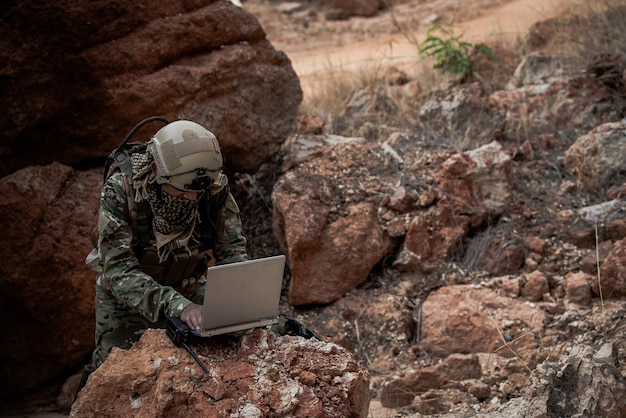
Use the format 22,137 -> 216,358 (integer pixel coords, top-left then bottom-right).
273,140 -> 397,305
491,55 -> 621,142
559,199 -> 626,249
564,119 -> 626,189
0,0 -> 302,176
0,163 -> 100,397
480,343 -> 626,418
418,82 -> 506,147
599,237 -> 626,297
394,141 -> 513,273
418,284 -> 546,358
393,207 -> 470,274
71,328 -> 371,417
275,136 -> 515,303
505,52 -> 577,89
435,141 -> 513,224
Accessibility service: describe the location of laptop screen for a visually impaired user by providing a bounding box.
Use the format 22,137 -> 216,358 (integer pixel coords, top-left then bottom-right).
196,255 -> 285,337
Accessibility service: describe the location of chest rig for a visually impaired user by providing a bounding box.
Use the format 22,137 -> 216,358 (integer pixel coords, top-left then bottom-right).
126,176 -> 228,288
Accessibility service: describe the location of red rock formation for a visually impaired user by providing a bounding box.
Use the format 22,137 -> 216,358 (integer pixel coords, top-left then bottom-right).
418,285 -> 546,359
272,141 -> 397,305
0,0 -> 302,177
0,163 -> 101,396
71,328 -> 371,417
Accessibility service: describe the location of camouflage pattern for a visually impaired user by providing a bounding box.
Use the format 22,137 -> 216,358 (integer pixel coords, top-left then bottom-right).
87,171 -> 248,368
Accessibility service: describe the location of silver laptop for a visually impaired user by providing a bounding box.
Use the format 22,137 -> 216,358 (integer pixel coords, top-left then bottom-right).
192,255 -> 285,337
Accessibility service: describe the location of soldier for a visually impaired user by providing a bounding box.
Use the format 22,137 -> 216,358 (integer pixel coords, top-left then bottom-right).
85,120 -> 249,370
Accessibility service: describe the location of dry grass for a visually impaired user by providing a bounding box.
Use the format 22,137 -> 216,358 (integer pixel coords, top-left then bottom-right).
525,0 -> 626,61
299,0 -> 626,139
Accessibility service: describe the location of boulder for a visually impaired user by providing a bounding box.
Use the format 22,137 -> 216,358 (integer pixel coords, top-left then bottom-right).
394,141 -> 513,273
0,0 -> 302,177
505,52 -> 577,89
418,285 -> 546,359
418,82 -> 506,146
560,199 -> 626,248
521,270 -> 550,302
435,141 -> 513,225
71,328 -> 371,417
563,271 -> 593,305
273,140 -> 397,305
275,137 -> 515,302
599,237 -> 626,297
491,59 -> 620,142
0,163 -> 100,397
393,207 -> 470,274
480,343 -> 626,417
564,119 -> 626,189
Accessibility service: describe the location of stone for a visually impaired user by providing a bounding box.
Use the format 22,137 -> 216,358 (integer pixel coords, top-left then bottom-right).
564,120 -> 626,189
491,66 -> 620,143
419,83 -> 506,146
393,208 -> 470,273
599,237 -> 626,297
480,344 -> 626,417
563,271 -> 592,305
435,141 -> 513,227
71,328 -> 370,417
0,163 -> 99,396
418,285 -> 545,359
521,271 -> 550,302
272,141 -> 397,305
0,0 -> 301,176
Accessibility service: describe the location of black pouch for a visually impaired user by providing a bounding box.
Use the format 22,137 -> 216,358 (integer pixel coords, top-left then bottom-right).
272,314 -> 323,340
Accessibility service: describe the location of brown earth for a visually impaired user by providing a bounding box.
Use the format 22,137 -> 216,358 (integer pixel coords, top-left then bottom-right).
245,0 -> 567,101
2,1 -> 625,417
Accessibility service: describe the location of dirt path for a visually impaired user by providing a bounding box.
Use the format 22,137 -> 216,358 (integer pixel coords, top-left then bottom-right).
264,0 -> 567,101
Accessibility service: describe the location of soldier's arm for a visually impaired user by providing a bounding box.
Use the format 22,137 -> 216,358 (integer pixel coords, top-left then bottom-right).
97,173 -> 192,321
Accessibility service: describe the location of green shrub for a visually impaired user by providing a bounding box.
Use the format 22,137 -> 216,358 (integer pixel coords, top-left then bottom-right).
419,23 -> 497,81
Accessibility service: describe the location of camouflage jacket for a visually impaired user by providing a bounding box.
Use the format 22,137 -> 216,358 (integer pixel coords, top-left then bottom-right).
87,171 -> 248,321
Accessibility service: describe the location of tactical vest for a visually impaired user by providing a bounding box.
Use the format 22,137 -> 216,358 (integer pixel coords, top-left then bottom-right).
113,173 -> 228,287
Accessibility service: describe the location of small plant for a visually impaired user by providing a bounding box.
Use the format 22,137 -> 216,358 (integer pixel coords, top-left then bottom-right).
419,23 -> 497,82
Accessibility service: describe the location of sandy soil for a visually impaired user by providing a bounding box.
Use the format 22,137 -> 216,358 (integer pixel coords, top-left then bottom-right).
246,0 -> 568,100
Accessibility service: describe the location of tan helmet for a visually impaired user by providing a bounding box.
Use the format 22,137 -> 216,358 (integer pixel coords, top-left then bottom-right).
148,120 -> 223,191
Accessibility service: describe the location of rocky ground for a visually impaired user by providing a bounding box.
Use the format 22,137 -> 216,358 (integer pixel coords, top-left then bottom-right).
4,0 -> 626,417
233,0 -> 626,417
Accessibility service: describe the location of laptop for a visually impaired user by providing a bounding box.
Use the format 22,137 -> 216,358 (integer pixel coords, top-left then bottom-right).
191,255 -> 286,337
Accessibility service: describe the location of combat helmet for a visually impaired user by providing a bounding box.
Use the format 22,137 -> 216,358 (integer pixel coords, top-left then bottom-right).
148,120 -> 223,191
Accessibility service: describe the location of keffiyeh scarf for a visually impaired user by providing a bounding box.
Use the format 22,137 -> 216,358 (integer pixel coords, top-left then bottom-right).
130,152 -> 201,263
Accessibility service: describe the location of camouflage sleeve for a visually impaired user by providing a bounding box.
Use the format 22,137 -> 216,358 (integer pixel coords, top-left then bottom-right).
188,277 -> 207,305
96,173 -> 192,321
212,192 -> 249,264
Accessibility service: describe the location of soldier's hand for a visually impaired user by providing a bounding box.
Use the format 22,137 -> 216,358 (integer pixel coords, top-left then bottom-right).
180,303 -> 203,330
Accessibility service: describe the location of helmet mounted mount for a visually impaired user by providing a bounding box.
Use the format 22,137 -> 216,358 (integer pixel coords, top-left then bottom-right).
160,168 -> 216,191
